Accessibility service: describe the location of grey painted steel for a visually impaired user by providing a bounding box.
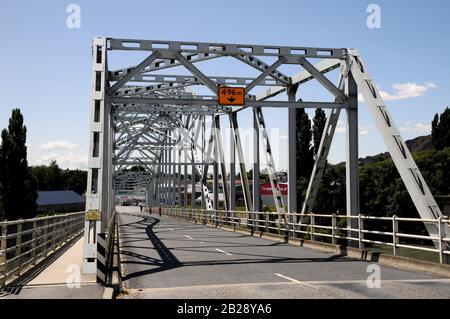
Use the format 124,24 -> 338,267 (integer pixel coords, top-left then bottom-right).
230,113 -> 253,215
85,37 -> 448,270
287,85 -> 298,233
215,116 -> 229,211
253,108 -> 261,214
229,118 -> 236,213
107,38 -> 345,59
84,37 -> 107,274
301,72 -> 344,215
345,72 -> 360,246
348,50 -> 450,256
110,96 -> 345,109
301,106 -> 341,213
254,107 -> 287,225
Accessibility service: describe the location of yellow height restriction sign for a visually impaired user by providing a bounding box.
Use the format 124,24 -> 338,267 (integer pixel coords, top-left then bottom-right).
218,86 -> 245,105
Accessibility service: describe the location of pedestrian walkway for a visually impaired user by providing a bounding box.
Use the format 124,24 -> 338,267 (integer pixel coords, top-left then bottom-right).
0,236 -> 106,299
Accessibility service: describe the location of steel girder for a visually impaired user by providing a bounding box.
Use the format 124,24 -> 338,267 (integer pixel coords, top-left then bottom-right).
83,37 -> 450,274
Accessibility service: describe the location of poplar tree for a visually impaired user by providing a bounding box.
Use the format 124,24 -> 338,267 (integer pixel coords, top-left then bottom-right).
0,109 -> 37,220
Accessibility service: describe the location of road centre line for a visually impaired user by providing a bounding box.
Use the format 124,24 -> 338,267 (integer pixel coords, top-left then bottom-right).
215,248 -> 232,256
275,273 -> 318,289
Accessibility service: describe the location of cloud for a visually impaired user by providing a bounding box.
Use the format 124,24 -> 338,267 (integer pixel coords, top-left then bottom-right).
40,140 -> 79,151
358,82 -> 437,102
35,151 -> 88,170
335,123 -> 374,136
400,122 -> 431,134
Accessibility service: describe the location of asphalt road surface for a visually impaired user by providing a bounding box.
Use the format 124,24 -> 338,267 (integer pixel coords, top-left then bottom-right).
117,207 -> 450,299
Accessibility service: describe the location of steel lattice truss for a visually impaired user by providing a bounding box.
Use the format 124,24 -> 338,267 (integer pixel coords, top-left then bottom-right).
81,37 -> 450,273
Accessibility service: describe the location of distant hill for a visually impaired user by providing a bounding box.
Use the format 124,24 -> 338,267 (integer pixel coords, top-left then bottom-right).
405,135 -> 433,153
337,135 -> 433,166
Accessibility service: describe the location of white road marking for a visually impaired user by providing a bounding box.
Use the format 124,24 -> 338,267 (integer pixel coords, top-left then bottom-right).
275,273 -> 318,289
200,242 -> 205,244
125,278 -> 450,295
307,278 -> 450,285
185,235 -> 194,240
168,228 -> 174,231
215,248 -> 232,256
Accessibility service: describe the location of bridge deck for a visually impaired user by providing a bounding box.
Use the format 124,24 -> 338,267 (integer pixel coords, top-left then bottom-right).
117,207 -> 450,299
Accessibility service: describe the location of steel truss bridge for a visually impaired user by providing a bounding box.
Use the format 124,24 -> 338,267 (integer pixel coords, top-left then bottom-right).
82,37 -> 450,273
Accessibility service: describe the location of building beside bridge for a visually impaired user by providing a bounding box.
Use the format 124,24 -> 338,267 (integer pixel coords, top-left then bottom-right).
36,190 -> 86,213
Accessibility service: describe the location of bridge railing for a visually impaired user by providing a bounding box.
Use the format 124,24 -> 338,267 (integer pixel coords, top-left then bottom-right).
161,207 -> 450,264
0,212 -> 85,287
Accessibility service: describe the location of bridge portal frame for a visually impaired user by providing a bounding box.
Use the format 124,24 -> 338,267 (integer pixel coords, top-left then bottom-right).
83,37 -> 449,273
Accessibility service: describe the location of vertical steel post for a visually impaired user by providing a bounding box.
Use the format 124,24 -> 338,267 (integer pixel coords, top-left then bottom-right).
84,37 -> 107,274
345,72 -> 359,247
230,115 -> 236,217
184,150 -> 188,209
253,108 -> 261,230
191,146 -> 196,210
178,148 -> 182,207
287,85 -> 299,235
201,116 -> 206,210
213,116 -> 219,211
167,145 -> 173,207
229,113 -> 253,228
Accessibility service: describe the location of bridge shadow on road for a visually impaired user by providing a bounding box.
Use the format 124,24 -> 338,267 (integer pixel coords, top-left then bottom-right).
121,216 -> 182,281
119,215 -> 354,283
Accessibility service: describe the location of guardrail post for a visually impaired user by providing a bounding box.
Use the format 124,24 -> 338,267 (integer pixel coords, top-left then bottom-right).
438,217 -> 444,264
392,215 -> 399,256
43,218 -> 48,257
31,220 -> 37,265
310,214 -> 315,241
331,213 -> 337,245
51,216 -> 56,252
0,224 -> 7,287
358,214 -> 364,249
15,222 -> 22,275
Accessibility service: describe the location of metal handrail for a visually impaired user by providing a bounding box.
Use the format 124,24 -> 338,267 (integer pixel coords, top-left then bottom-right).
0,212 -> 85,287
159,207 -> 450,264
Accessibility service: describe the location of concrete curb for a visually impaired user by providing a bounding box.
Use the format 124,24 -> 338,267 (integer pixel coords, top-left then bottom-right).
178,217 -> 450,279
103,287 -> 114,299
116,215 -> 129,295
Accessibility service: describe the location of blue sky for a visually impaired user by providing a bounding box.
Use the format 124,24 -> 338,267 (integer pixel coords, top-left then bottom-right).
0,0 -> 449,170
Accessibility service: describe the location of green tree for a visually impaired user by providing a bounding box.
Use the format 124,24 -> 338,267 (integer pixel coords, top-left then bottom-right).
61,169 -> 87,195
44,160 -> 63,190
0,109 -> 37,220
31,163 -> 87,195
432,107 -> 450,150
296,109 -> 314,179
312,108 -> 327,159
